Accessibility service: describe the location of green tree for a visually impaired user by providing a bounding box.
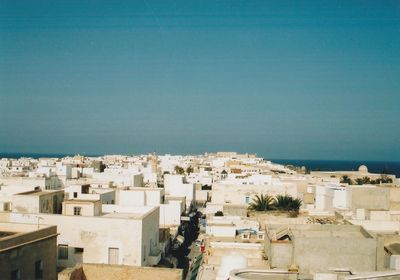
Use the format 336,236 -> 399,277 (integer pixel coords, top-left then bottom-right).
381,175 -> 393,184
340,175 -> 353,185
355,177 -> 371,185
174,166 -> 185,175
248,194 -> 275,211
186,166 -> 194,174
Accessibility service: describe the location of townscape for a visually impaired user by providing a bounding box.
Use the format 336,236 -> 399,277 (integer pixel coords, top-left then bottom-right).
1,152 -> 400,280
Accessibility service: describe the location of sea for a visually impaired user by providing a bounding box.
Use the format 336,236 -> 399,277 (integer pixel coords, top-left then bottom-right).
271,159 -> 400,178
0,153 -> 399,178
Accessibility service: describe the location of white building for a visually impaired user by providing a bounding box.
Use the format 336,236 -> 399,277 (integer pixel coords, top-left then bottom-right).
164,174 -> 195,209
8,206 -> 162,268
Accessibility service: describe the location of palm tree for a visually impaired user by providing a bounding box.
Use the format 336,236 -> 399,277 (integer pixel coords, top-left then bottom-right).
248,194 -> 274,211
274,194 -> 302,213
289,198 -> 302,213
340,175 -> 353,185
274,194 -> 292,211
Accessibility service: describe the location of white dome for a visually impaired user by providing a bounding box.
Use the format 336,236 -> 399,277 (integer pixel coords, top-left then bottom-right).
358,165 -> 368,173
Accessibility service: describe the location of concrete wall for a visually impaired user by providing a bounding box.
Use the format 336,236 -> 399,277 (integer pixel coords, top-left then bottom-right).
118,189 -> 145,206
0,185 -> 37,201
117,189 -> 163,207
97,191 -> 115,204
164,175 -> 183,195
315,186 -> 334,211
159,203 -> 181,226
212,182 -> 297,206
389,188 -> 400,210
349,219 -> 400,232
368,210 -> 391,221
293,235 -> 376,273
12,191 -> 64,214
207,242 -> 266,267
145,189 -> 163,206
12,194 -> 38,213
39,192 -> 64,214
267,225 -> 378,274
132,174 -> 144,188
141,207 -> 160,265
333,188 -> 349,209
0,177 -> 47,188
206,203 -> 224,215
206,225 -> 236,237
164,175 -> 195,208
0,225 -> 57,280
349,186 -> 390,210
269,242 -> 293,269
196,190 -> 209,202
63,201 -> 102,217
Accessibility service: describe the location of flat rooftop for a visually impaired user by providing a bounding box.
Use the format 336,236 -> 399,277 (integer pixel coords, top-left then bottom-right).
59,263 -> 182,280
0,222 -> 54,236
0,222 -> 57,251
165,195 -> 185,200
16,189 -> 62,196
269,224 -> 373,239
101,206 -> 157,220
102,212 -> 144,219
64,199 -> 100,204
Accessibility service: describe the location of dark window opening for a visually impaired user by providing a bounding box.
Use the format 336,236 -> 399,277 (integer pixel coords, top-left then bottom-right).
35,260 -> 43,280
11,269 -> 20,280
74,247 -> 84,253
58,244 -> 68,259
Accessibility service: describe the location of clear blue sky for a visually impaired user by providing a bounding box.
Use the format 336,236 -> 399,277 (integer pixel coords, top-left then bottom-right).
0,1 -> 399,160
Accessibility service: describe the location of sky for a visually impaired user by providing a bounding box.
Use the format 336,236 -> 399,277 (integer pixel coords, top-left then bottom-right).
0,1 -> 399,160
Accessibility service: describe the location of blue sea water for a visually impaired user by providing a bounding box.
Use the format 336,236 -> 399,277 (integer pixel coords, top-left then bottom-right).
271,159 -> 400,178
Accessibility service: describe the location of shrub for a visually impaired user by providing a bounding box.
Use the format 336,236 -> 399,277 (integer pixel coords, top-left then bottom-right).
214,211 -> 224,216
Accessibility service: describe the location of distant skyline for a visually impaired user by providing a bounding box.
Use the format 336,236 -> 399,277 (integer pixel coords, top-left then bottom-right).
1,1 -> 399,161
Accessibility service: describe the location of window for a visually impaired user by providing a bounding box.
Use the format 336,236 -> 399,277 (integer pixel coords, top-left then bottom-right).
58,244 -> 68,259
74,247 -> 84,253
245,196 -> 250,204
73,207 -> 81,216
73,192 -> 78,198
35,260 -> 43,280
11,269 -> 20,280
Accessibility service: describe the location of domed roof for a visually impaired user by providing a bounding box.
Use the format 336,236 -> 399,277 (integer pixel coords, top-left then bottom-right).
358,165 -> 368,173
